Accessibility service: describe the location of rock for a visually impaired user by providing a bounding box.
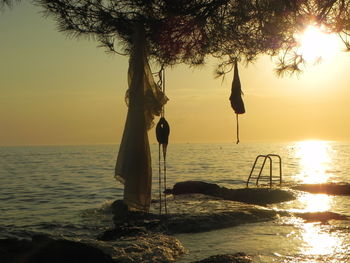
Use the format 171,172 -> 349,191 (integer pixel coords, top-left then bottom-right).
220,187 -> 295,205
109,198 -> 280,235
98,226 -> 148,241
163,209 -> 278,234
192,253 -> 252,263
98,232 -> 186,263
293,183 -> 350,195
172,181 -> 221,196
110,199 -> 166,228
111,199 -> 130,223
294,211 -> 349,223
170,181 -> 295,205
116,255 -> 134,263
0,238 -> 33,263
0,235 -> 114,263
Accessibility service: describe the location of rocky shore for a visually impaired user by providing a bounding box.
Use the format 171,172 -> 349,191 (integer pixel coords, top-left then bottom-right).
0,235 -> 250,263
0,235 -> 114,263
2,181 -> 350,263
292,182 -> 350,195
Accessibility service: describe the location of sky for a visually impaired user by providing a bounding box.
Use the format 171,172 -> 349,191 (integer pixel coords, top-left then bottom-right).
1,3 -> 350,146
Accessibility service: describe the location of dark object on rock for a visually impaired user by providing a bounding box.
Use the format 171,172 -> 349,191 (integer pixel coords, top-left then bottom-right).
294,211 -> 349,223
192,252 -> 252,263
108,199 -> 169,237
0,235 -> 114,263
171,181 -> 295,205
111,199 -> 160,226
293,183 -> 350,195
111,199 -> 130,223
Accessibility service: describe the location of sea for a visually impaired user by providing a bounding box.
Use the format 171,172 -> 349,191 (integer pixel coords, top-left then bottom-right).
1,141 -> 350,262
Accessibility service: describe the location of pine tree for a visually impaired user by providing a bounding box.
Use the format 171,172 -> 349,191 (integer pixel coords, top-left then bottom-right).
3,0 -> 350,73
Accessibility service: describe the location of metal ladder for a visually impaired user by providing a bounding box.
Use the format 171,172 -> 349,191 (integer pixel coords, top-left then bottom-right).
246,154 -> 282,188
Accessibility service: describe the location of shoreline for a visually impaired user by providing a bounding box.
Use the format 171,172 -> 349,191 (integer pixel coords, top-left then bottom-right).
2,181 -> 350,262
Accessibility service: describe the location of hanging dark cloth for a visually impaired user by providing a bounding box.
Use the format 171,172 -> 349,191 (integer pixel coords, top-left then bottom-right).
156,117 -> 170,158
229,60 -> 245,144
155,116 -> 170,214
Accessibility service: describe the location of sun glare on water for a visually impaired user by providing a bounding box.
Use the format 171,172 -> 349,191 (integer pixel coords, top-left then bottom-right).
294,140 -> 334,184
298,193 -> 332,212
292,141 -> 344,259
297,25 -> 339,63
301,223 -> 341,256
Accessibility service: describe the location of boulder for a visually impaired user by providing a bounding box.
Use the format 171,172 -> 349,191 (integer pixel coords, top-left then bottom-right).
170,181 -> 295,205
172,181 -> 221,196
0,235 -> 114,263
294,211 -> 349,223
293,183 -> 350,195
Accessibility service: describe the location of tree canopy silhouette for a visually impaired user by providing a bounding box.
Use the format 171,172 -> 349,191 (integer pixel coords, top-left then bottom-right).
4,0 -> 350,74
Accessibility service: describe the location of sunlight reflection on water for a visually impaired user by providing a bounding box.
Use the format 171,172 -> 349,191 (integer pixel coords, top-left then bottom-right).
293,140 -> 335,184
301,223 -> 340,257
292,193 -> 333,213
292,138 -> 347,262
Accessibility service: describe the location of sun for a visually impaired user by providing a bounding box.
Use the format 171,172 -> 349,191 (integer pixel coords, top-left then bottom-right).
297,25 -> 339,63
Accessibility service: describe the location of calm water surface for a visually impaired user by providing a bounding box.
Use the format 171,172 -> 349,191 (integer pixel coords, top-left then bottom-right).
1,141 -> 350,262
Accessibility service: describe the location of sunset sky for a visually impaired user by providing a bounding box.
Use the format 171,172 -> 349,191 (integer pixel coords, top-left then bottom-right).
1,3 -> 350,146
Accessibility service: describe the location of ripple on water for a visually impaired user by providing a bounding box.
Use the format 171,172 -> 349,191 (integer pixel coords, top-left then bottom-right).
1,143 -> 350,262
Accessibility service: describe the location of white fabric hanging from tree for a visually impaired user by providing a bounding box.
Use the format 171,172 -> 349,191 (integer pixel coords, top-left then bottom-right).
115,24 -> 168,212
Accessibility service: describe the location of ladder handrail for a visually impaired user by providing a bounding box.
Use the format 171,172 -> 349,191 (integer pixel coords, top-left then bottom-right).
256,155 -> 273,187
246,155 -> 267,187
246,154 -> 282,188
267,154 -> 282,184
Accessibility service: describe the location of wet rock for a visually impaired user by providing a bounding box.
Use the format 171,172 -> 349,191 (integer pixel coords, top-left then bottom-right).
116,255 -> 133,263
163,209 -> 278,234
219,187 -> 295,205
0,235 -> 114,263
0,238 -> 33,263
172,181 -> 221,196
110,199 -> 166,229
98,226 -> 148,241
293,183 -> 350,195
294,211 -> 349,223
111,199 -> 130,223
98,232 -> 186,263
109,198 -> 279,235
111,200 -> 155,225
192,252 -> 252,263
170,181 -> 295,205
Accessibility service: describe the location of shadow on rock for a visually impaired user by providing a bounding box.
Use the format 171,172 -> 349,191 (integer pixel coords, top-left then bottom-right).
192,253 -> 252,263
0,235 -> 114,263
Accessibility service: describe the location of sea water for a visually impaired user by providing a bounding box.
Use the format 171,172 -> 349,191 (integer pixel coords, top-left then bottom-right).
1,141 -> 350,262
